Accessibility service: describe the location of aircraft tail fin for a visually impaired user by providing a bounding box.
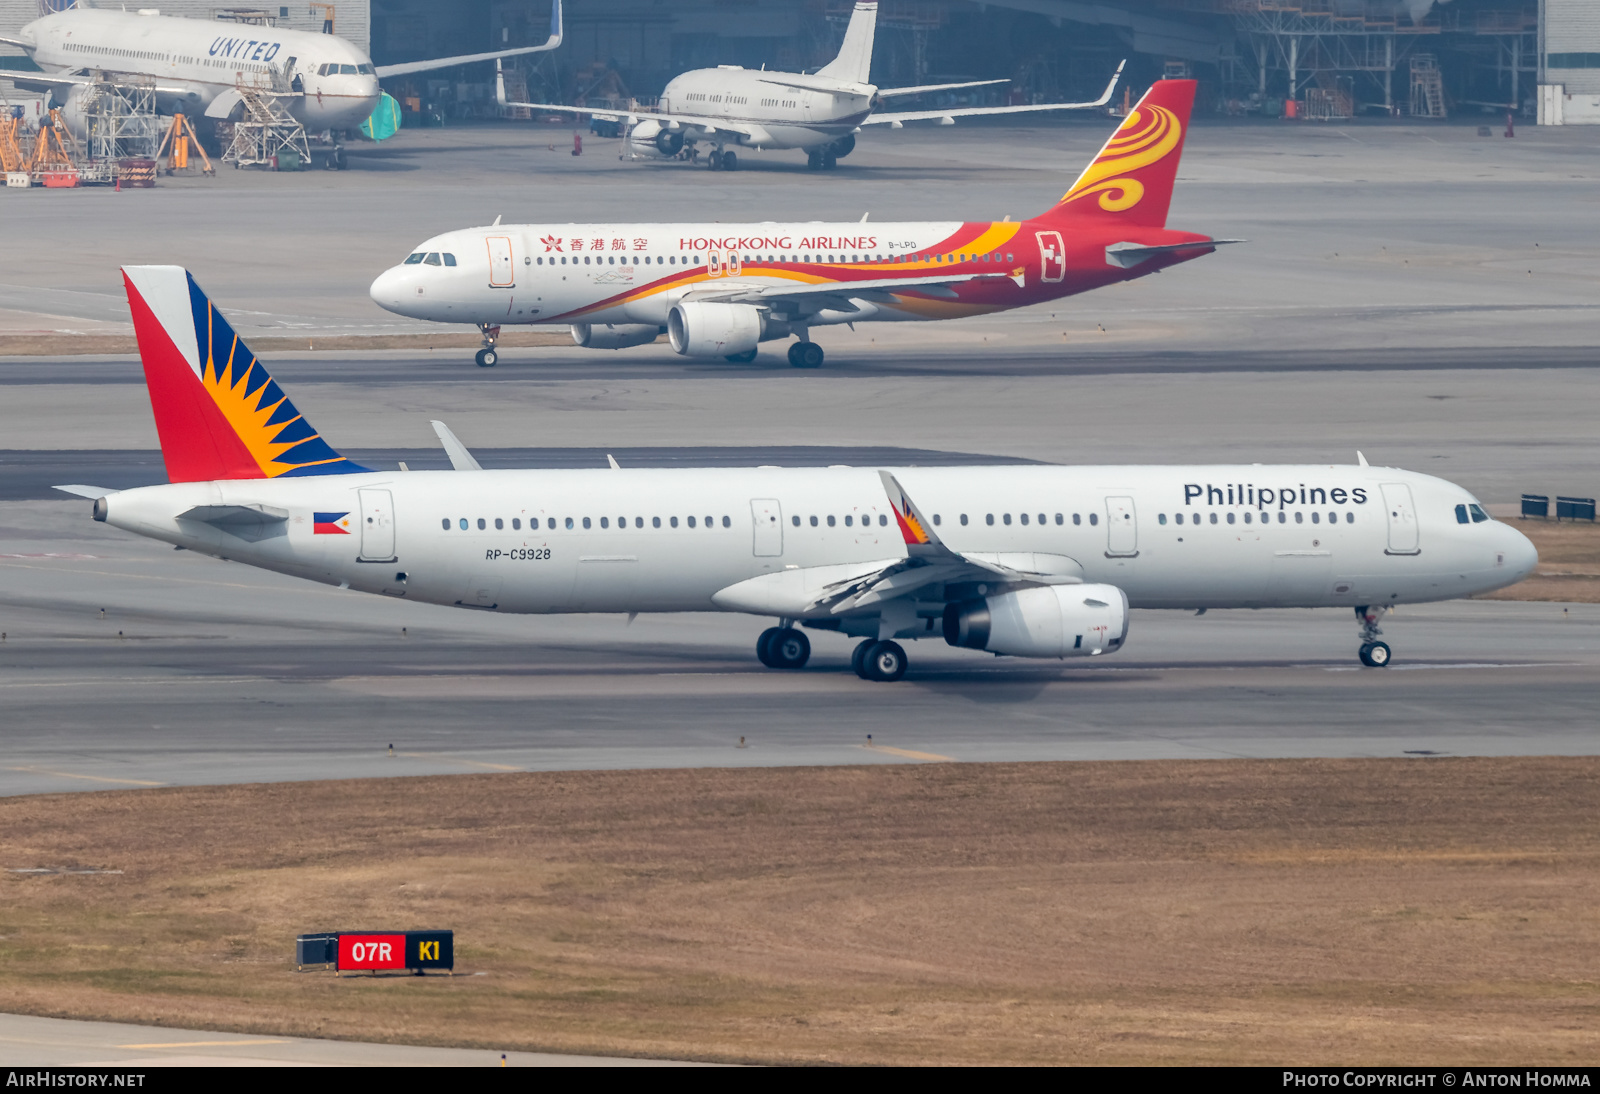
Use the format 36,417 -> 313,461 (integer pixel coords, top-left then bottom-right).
1040,78 -> 1196,229
815,1 -> 877,85
121,266 -> 367,484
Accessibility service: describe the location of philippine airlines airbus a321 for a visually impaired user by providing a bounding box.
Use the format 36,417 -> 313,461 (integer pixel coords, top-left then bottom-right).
370,78 -> 1233,368
59,265 -> 1536,681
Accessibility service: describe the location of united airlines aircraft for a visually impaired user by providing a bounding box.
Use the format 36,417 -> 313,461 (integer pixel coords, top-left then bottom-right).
372,78 -> 1232,367
56,265 -> 1537,681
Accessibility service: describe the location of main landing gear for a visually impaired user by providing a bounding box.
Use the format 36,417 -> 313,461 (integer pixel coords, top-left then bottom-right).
1355,605 -> 1393,668
708,148 -> 738,171
756,625 -> 810,669
852,639 -> 907,682
806,149 -> 837,171
787,341 -> 824,368
475,323 -> 501,368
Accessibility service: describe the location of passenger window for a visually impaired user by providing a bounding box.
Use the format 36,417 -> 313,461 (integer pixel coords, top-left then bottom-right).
443,254 -> 457,267
844,515 -> 853,526
792,515 -> 800,526
424,253 -> 442,266
827,515 -> 836,527
1055,513 -> 1063,525
1207,513 -> 1216,525
565,517 -> 574,529
1469,504 -> 1489,523
1243,511 -> 1252,524
1003,514 -> 1012,525
1328,512 -> 1337,524
810,515 -> 818,527
477,518 -> 486,530
652,517 -> 661,528
670,516 -> 679,528
1020,513 -> 1029,525
494,518 -> 504,530
1346,512 -> 1354,524
1295,512 -> 1303,524
1037,513 -> 1045,525
441,518 -> 450,530
582,517 -> 592,529
404,253 -> 424,264
986,514 -> 994,526
600,517 -> 609,528
1090,513 -> 1099,526
548,518 -> 556,529
1311,512 -> 1320,524
960,514 -> 968,525
880,514 -> 888,526
1073,513 -> 1081,526
1158,513 -> 1167,525
637,517 -> 645,528
933,514 -> 941,525
512,518 -> 521,530
686,516 -> 696,528
1227,512 -> 1236,524
722,515 -> 731,528
1175,512 -> 1184,525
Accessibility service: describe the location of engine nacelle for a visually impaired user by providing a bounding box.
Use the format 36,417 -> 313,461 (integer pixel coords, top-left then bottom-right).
667,301 -> 762,358
571,322 -> 662,350
829,133 -> 856,159
943,584 -> 1129,659
622,119 -> 681,159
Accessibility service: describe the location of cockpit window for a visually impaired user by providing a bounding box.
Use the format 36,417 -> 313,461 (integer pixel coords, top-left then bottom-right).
424,252 -> 442,266
443,253 -> 457,267
357,63 -> 375,74
1469,503 -> 1489,523
404,253 -> 425,264
340,63 -> 359,75
316,63 -> 329,76
1455,504 -> 1469,524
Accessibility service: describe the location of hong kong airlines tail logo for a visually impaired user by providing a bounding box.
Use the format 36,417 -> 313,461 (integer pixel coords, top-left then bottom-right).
1060,104 -> 1181,214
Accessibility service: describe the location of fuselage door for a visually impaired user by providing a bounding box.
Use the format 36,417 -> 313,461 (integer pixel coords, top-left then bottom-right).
358,488 -> 396,561
726,250 -> 742,278
750,498 -> 783,557
1036,230 -> 1066,283
1381,482 -> 1421,554
486,236 -> 515,288
1105,495 -> 1138,557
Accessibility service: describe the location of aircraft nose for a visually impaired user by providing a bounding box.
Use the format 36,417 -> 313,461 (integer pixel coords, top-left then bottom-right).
1504,523 -> 1538,580
369,267 -> 409,314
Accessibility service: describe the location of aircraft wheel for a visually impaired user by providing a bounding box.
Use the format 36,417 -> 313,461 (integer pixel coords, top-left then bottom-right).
822,153 -> 837,171
475,348 -> 498,368
767,628 -> 810,670
1358,641 -> 1392,668
756,626 -> 782,667
722,150 -> 738,171
791,341 -> 824,369
724,348 -> 758,363
860,640 -> 907,682
333,147 -> 348,170
806,151 -> 823,170
708,150 -> 723,170
851,639 -> 875,678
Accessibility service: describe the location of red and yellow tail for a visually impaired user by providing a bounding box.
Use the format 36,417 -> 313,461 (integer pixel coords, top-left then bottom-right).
122,266 -> 366,484
1041,78 -> 1195,229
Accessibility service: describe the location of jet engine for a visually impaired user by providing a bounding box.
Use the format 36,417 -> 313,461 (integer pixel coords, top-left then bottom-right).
624,119 -> 682,159
667,301 -> 762,358
828,133 -> 856,159
571,322 -> 662,350
943,584 -> 1129,658
655,128 -> 684,156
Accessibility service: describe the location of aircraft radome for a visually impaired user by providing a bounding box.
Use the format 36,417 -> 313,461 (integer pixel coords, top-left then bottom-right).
371,78 -> 1230,368
55,265 -> 1538,682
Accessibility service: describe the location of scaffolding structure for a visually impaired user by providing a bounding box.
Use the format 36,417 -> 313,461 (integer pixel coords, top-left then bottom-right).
222,76 -> 311,169
1409,53 -> 1447,117
79,74 -> 162,171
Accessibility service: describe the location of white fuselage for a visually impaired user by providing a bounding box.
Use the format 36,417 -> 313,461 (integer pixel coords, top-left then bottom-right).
18,10 -> 381,131
98,464 -> 1535,637
634,67 -> 872,153
370,220 -> 1000,329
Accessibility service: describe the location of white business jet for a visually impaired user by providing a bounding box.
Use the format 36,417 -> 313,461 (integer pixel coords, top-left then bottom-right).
498,0 -> 1121,172
0,0 -> 562,160
58,265 -> 1538,682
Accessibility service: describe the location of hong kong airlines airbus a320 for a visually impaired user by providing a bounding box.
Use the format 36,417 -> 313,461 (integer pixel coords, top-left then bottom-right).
370,78 -> 1234,368
59,265 -> 1536,682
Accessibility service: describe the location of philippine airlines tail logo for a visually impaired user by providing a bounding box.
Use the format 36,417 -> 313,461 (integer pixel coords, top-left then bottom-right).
122,266 -> 366,484
1048,79 -> 1195,229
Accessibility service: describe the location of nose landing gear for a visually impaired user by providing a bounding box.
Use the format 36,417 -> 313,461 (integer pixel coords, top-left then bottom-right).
475,323 -> 501,368
1356,605 -> 1393,667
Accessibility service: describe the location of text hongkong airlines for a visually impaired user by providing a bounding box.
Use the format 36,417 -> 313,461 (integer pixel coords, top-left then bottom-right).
371,78 -> 1242,370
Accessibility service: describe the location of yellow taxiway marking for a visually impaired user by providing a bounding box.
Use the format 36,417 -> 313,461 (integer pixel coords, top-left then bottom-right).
6,766 -> 165,786
118,1040 -> 292,1049
393,751 -> 522,772
858,744 -> 955,763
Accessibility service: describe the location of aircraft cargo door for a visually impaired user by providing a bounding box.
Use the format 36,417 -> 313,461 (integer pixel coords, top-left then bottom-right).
1105,496 -> 1138,557
1381,483 -> 1420,554
750,499 -> 783,557
358,488 -> 396,561
486,236 -> 515,287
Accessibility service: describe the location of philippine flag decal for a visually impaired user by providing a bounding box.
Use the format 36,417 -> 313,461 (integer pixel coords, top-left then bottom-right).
314,511 -> 352,535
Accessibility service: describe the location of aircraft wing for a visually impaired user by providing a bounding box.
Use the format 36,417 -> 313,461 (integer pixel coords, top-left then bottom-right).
711,471 -> 1083,617
863,61 -> 1123,125
875,79 -> 1008,98
687,268 -> 1023,308
9,70 -> 194,97
495,93 -> 760,140
375,0 -> 562,78
0,33 -> 33,50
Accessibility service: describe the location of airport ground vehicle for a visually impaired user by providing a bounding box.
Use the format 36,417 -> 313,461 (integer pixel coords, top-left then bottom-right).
59,265 -> 1538,681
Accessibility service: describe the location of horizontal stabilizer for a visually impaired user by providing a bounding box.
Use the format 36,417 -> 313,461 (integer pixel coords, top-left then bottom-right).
178,504 -> 289,526
1104,239 -> 1243,269
52,484 -> 119,499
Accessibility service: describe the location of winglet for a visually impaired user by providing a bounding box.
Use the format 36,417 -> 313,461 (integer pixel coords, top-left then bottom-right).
878,470 -> 947,558
1357,450 -> 1369,467
431,420 -> 483,471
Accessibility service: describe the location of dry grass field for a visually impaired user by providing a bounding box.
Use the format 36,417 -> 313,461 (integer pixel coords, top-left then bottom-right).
1481,518 -> 1600,603
2,759 -> 1598,1065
